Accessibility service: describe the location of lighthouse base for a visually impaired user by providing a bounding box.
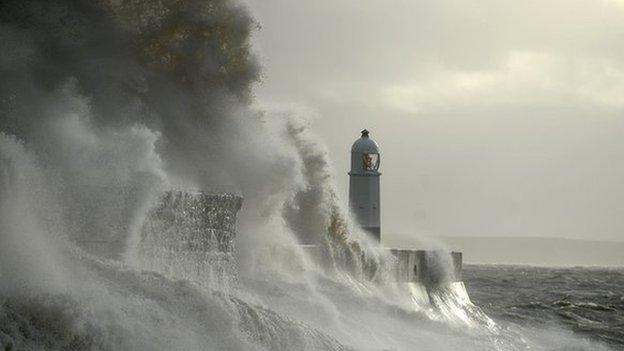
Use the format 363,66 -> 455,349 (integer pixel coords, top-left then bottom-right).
390,250 -> 462,286
362,226 -> 380,242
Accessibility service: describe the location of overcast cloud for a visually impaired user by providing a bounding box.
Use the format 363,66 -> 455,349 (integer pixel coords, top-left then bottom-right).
245,0 -> 624,243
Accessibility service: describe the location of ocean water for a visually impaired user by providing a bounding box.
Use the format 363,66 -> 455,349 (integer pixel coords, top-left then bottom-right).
1,1 -> 623,350
0,133 -> 619,350
464,265 -> 624,349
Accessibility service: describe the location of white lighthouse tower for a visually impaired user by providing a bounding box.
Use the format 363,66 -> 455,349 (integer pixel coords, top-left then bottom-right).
349,129 -> 381,242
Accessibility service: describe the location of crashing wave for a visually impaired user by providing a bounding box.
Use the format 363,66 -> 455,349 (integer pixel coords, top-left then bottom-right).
138,190 -> 242,287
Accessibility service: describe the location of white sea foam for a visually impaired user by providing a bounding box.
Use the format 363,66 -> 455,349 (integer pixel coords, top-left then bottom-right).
0,0 -> 616,349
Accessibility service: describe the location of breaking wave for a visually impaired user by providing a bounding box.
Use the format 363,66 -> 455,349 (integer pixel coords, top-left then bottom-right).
0,0 -> 615,350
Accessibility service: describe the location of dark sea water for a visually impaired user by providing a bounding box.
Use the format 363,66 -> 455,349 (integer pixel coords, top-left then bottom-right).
463,265 -> 624,349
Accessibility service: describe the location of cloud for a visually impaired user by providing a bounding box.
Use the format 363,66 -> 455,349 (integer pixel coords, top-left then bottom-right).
380,51 -> 624,114
248,0 -> 624,242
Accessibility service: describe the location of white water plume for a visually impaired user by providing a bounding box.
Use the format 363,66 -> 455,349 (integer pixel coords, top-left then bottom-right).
0,133 -> 67,296
0,0 -> 616,350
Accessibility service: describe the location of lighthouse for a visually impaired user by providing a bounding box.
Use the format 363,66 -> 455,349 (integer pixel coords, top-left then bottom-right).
349,129 -> 381,242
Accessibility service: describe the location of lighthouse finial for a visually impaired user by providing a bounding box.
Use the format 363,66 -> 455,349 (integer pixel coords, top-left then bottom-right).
361,129 -> 369,138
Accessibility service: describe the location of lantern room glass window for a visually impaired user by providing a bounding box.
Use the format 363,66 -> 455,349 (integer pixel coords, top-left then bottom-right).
362,153 -> 380,171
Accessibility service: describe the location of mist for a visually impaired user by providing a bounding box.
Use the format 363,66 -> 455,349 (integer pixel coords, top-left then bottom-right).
0,0 -> 620,350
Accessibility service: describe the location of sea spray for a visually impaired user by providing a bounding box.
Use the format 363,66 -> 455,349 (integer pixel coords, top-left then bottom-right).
0,137 -> 347,349
0,0 -> 616,350
0,133 -> 68,296
0,0 -> 378,278
138,190 -> 243,288
282,119 -> 385,278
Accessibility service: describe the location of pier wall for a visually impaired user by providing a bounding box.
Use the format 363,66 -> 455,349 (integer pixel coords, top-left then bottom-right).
136,190 -> 463,288
138,190 -> 243,286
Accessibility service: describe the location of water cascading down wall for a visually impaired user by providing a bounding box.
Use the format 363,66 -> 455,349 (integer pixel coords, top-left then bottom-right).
138,190 -> 243,286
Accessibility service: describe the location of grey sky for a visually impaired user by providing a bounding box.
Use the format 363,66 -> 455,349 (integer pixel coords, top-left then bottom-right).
245,0 -> 624,243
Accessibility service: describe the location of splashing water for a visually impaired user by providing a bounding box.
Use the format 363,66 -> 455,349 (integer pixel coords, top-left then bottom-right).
0,0 -> 615,350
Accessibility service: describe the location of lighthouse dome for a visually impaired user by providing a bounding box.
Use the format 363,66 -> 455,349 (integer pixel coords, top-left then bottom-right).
350,129 -> 381,174
351,129 -> 380,154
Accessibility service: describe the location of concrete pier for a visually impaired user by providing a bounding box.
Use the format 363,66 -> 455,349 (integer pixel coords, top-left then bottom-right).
138,190 -> 243,285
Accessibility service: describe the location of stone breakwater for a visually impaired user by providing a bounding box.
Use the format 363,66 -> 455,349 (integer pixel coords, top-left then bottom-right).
138,190 -> 243,286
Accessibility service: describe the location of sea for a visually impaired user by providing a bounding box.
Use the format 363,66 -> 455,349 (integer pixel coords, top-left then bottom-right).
1,1 -> 622,348
464,265 -> 624,349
